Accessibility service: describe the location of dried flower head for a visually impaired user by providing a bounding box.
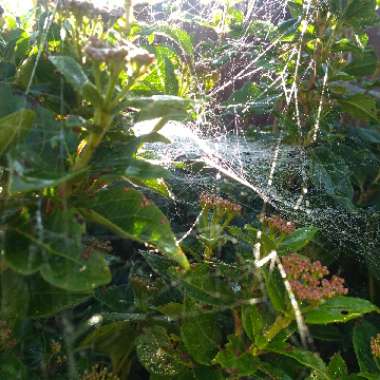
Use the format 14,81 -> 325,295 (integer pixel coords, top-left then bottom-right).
50,339 -> 62,354
85,38 -> 155,68
371,333 -> 380,359
85,38 -> 129,63
265,215 -> 295,234
282,254 -> 348,302
0,320 -> 16,351
59,0 -> 123,22
128,46 -> 156,67
200,193 -> 242,214
81,364 -> 120,380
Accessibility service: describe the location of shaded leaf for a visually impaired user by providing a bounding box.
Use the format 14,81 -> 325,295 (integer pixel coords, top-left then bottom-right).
0,109 -> 35,156
82,187 -> 190,270
180,306 -> 222,365
353,320 -> 380,374
136,326 -> 188,376
28,276 -> 89,318
213,335 -> 260,376
268,343 -> 330,379
339,94 -> 378,122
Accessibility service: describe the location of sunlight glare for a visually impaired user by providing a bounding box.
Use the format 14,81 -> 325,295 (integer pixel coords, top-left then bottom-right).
2,0 -> 126,15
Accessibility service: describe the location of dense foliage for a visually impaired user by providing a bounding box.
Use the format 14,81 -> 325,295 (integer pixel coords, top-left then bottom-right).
0,0 -> 380,379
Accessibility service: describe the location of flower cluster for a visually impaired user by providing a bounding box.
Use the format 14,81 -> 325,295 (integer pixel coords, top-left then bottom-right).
81,365 -> 120,380
85,38 -> 155,67
200,193 -> 242,214
371,333 -> 380,359
60,0 -> 123,22
265,215 -> 295,234
0,320 -> 16,351
282,254 -> 348,302
50,340 -> 62,354
50,339 -> 67,366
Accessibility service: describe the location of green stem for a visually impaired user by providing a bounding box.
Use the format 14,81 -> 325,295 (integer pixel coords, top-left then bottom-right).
73,110 -> 113,172
264,315 -> 292,342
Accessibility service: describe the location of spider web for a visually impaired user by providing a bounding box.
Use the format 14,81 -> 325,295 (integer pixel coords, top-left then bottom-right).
2,0 -> 380,378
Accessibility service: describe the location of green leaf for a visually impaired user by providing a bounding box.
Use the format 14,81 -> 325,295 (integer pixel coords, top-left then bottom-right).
357,373 -> 380,380
241,304 -> 267,342
153,25 -> 194,56
0,270 -> 29,326
339,94 -> 378,122
39,209 -> 111,292
49,56 -> 102,105
328,353 -> 348,378
344,50 -> 377,77
149,46 -> 180,96
126,95 -> 190,122
0,109 -> 35,156
28,276 -> 89,318
0,84 -> 26,117
180,306 -> 222,365
353,320 -> 380,374
268,343 -> 330,379
82,187 -> 190,270
256,361 -> 293,380
353,127 -> 380,144
304,297 -> 378,324
213,335 -> 260,376
5,209 -> 111,293
4,214 -> 42,275
279,227 -> 319,253
310,147 -> 354,208
7,107 -> 80,194
136,326 -> 188,376
329,0 -> 377,25
264,268 -> 287,313
163,56 -> 179,96
179,264 -> 234,305
81,321 -> 138,378
8,166 -> 82,194
0,353 -> 27,380
125,159 -> 170,180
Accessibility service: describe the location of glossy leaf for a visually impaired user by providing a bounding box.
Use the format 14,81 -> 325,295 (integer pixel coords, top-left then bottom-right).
279,227 -> 319,253
39,209 -> 111,292
268,343 -> 330,379
241,304 -> 266,342
304,297 -> 378,324
7,107 -> 80,194
328,353 -> 348,378
5,209 -> 111,293
82,187 -> 190,270
49,56 -> 102,105
126,95 -> 190,122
